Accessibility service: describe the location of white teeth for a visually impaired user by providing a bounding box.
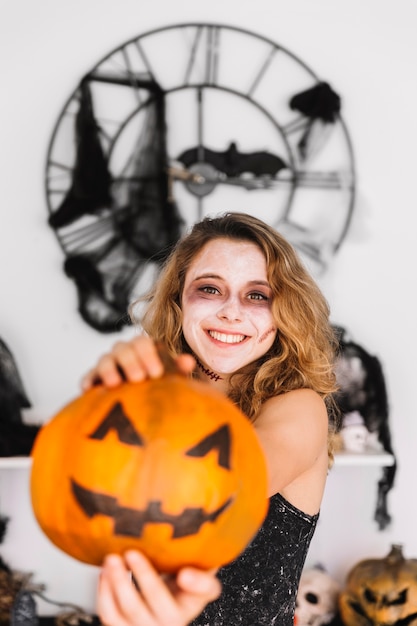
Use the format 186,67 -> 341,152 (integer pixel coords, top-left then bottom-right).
208,331 -> 246,344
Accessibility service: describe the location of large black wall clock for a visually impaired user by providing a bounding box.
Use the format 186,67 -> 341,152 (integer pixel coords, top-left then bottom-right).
45,22 -> 356,333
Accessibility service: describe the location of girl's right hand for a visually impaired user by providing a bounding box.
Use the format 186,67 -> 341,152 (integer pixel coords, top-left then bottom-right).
81,335 -> 195,391
97,551 -> 221,626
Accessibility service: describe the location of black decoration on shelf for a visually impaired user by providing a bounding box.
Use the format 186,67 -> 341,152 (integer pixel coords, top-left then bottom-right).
0,337 -> 40,457
0,516 -> 8,544
11,590 -> 38,626
0,338 -> 31,422
333,326 -> 397,531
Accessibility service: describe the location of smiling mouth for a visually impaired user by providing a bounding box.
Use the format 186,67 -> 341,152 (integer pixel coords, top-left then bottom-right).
208,330 -> 247,344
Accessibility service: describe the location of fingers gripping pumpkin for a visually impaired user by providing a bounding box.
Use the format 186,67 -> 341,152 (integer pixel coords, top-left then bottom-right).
30,375 -> 268,572
339,544 -> 417,626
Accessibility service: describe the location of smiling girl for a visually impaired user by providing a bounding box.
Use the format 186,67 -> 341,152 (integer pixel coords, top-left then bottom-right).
83,212 -> 338,626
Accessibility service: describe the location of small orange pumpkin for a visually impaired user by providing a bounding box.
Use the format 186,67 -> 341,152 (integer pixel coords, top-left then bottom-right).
30,374 -> 268,572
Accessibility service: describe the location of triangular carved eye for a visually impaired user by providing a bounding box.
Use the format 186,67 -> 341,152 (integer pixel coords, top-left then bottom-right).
364,587 -> 378,604
88,402 -> 144,446
185,425 -> 231,469
388,588 -> 408,606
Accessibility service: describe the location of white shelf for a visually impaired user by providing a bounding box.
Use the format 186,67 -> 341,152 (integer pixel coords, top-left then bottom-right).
334,450 -> 395,467
0,456 -> 32,469
0,452 -> 395,469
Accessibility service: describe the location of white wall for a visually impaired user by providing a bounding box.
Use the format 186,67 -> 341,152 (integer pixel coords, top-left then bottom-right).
1,0 -> 417,616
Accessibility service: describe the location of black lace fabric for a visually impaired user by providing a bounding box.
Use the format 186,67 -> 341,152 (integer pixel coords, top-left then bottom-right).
191,493 -> 318,626
48,77 -> 184,333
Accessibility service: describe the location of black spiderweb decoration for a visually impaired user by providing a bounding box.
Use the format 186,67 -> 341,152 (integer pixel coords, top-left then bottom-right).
47,76 -> 184,333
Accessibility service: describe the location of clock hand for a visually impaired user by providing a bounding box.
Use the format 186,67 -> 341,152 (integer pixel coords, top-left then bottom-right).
167,166 -> 205,184
117,166 -> 344,201
168,162 -> 282,197
168,163 -> 348,200
201,171 -> 276,190
166,165 -> 206,201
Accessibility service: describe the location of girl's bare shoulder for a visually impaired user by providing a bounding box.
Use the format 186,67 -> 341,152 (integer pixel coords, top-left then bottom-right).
256,388 -> 328,430
253,389 -> 329,499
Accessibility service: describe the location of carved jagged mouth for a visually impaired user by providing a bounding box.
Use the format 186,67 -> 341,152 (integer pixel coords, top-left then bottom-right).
349,599 -> 417,626
71,479 -> 233,539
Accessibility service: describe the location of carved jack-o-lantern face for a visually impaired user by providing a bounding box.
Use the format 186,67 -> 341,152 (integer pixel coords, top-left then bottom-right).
339,544 -> 417,626
30,375 -> 268,572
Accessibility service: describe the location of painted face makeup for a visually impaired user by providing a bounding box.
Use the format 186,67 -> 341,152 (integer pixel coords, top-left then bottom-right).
181,238 -> 277,382
195,359 -> 223,382
259,326 -> 276,344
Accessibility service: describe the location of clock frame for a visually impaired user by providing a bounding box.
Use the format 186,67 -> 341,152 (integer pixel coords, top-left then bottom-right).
45,22 -> 355,332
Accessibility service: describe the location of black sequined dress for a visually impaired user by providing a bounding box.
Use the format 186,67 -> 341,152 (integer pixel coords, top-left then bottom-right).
191,492 -> 319,626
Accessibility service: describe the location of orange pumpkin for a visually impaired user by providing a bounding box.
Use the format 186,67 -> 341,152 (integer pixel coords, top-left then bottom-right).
30,374 -> 268,572
339,544 -> 417,626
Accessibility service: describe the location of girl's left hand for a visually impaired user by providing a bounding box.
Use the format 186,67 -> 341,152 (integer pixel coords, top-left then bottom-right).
97,551 -> 221,626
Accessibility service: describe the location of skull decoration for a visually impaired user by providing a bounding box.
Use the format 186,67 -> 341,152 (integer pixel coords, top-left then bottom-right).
295,566 -> 341,625
339,544 -> 417,626
339,411 -> 370,453
30,374 -> 268,572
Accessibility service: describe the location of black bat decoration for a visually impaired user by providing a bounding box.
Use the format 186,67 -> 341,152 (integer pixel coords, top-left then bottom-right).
71,479 -> 233,539
177,142 -> 287,177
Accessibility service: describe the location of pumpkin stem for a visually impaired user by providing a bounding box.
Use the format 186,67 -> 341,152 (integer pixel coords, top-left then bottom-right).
386,543 -> 405,566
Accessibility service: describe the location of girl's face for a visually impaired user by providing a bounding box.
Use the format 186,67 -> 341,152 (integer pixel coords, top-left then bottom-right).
181,238 -> 277,379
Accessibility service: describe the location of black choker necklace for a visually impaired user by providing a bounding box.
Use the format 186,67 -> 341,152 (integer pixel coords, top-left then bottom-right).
195,359 -> 223,382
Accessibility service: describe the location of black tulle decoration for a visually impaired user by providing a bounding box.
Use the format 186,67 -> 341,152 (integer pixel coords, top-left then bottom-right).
333,326 -> 397,530
48,76 -> 184,333
48,79 -> 112,229
0,516 -> 8,544
0,337 -> 40,456
111,81 -> 184,263
289,82 -> 341,161
0,338 -> 31,422
290,82 -> 341,123
63,249 -> 130,333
